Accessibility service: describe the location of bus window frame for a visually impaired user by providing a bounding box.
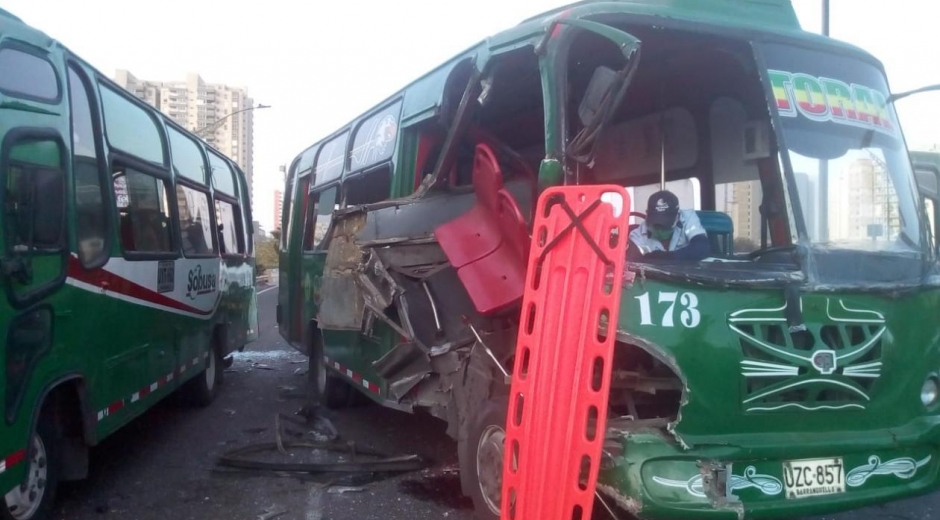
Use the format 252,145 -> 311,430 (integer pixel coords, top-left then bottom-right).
343,162 -> 393,206
215,190 -> 246,258
96,78 -> 170,170
281,161 -> 298,251
234,163 -> 253,256
305,180 -> 341,252
0,128 -> 69,309
165,120 -> 210,185
65,58 -> 113,270
345,98 -> 403,174
0,41 -> 62,105
109,152 -> 179,262
312,131 -> 349,189
174,175 -> 219,259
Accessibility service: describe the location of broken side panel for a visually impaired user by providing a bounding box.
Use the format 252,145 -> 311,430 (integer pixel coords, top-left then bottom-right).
501,186 -> 630,520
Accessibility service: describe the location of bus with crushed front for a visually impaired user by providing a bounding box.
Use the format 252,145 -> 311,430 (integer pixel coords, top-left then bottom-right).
279,1 -> 940,518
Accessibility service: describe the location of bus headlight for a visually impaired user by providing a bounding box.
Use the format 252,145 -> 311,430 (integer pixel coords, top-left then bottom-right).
921,377 -> 939,407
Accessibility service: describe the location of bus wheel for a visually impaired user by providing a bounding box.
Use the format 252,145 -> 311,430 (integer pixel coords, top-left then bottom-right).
458,398 -> 508,520
185,346 -> 223,407
2,412 -> 60,520
317,356 -> 350,409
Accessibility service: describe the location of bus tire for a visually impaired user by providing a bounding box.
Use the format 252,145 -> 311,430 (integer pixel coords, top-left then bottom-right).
458,398 -> 508,520
185,345 -> 223,407
2,410 -> 60,520
317,356 -> 350,409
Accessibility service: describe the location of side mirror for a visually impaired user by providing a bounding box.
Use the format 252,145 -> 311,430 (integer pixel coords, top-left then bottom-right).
578,66 -> 618,126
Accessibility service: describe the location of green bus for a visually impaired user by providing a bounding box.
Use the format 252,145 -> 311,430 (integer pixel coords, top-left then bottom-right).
279,1 -> 940,518
0,10 -> 259,520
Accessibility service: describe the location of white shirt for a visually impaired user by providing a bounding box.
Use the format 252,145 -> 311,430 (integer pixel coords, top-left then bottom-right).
629,209 -> 706,255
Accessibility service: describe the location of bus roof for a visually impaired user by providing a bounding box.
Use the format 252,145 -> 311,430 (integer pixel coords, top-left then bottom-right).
290,0 -> 879,169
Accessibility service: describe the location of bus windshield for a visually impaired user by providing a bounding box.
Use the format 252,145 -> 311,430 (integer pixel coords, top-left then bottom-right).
763,43 -> 925,257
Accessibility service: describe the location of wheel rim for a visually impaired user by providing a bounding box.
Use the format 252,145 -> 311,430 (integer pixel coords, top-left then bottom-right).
5,433 -> 47,519
205,350 -> 216,390
476,424 -> 506,516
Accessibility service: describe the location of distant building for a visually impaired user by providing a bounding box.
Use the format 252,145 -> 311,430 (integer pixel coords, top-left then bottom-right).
114,70 -> 255,205
273,189 -> 283,231
715,180 -> 763,251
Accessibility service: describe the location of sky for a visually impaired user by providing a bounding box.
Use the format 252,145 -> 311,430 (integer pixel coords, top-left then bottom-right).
2,0 -> 939,233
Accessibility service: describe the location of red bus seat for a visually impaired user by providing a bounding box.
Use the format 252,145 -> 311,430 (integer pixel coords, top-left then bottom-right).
435,144 -> 530,315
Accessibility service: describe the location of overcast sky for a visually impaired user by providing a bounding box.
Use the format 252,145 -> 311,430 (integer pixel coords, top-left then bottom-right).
3,0 -> 938,232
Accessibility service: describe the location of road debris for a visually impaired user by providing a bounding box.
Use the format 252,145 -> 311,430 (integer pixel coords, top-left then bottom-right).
327,486 -> 365,494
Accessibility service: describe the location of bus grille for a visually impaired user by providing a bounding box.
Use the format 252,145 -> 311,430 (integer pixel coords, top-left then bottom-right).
729,298 -> 885,413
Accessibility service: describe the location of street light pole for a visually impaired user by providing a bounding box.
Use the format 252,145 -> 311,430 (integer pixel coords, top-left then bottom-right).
194,103 -> 270,138
822,0 -> 830,36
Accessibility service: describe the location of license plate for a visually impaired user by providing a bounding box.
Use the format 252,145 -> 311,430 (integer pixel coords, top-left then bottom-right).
783,458 -> 845,499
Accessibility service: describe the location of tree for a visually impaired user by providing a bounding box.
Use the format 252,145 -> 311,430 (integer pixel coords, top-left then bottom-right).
255,239 -> 279,275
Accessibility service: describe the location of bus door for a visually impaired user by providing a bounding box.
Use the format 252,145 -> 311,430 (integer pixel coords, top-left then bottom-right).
286,173 -> 313,345
0,46 -> 69,431
298,182 -> 338,347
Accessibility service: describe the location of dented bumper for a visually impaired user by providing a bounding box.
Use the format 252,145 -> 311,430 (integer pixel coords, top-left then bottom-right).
600,416 -> 940,519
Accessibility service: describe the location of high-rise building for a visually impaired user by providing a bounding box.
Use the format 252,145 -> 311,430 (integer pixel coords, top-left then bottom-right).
114,70 -> 254,204
715,180 -> 763,251
273,190 -> 283,231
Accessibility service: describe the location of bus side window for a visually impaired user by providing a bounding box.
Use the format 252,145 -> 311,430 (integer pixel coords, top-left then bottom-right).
281,170 -> 295,251
306,186 -> 338,250
112,167 -> 173,254
216,198 -> 244,255
68,64 -> 109,267
344,165 -> 392,205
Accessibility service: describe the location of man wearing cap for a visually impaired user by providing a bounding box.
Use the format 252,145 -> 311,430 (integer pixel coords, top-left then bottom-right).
628,190 -> 710,261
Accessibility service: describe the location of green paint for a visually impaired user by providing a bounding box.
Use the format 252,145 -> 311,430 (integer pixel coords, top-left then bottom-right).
277,1 -> 940,518
0,13 -> 258,501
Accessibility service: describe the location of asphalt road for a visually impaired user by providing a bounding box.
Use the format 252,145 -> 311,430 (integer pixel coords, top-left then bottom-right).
46,285 -> 939,520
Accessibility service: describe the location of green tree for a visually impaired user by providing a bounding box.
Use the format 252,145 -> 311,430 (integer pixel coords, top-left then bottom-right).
255,239 -> 279,274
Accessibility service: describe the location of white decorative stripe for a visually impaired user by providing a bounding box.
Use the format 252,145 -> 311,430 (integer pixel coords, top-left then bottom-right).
131,392 -> 140,403
729,302 -> 788,318
836,328 -> 885,361
746,403 -> 866,412
0,461 -> 5,474
65,278 -> 215,320
97,411 -> 105,421
361,380 -> 369,389
150,382 -> 159,392
730,325 -> 813,363
167,373 -> 175,382
743,378 -> 870,404
826,299 -> 885,324
346,369 -> 354,378
654,466 -> 782,498
847,456 -> 931,487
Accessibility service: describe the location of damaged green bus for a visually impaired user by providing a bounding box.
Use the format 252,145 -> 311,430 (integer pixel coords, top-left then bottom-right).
279,1 -> 940,518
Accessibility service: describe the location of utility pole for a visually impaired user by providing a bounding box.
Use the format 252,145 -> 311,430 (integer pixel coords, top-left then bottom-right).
822,0 -> 830,36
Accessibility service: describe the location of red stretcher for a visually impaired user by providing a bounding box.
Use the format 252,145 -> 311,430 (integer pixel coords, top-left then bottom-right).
501,185 -> 631,520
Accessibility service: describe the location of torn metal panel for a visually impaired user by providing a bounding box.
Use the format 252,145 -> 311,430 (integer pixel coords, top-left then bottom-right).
596,483 -> 642,516
356,191 -> 478,242
318,213 -> 368,330
373,341 -> 428,380
356,250 -> 399,311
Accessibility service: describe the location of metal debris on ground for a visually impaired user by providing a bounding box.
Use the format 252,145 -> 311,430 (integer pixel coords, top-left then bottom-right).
216,413 -> 425,476
327,486 -> 365,494
293,367 -> 308,376
257,507 -> 288,520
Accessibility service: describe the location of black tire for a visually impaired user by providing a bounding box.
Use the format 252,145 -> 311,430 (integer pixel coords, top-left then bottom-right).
2,411 -> 60,520
317,356 -> 351,409
458,398 -> 509,520
183,345 -> 223,407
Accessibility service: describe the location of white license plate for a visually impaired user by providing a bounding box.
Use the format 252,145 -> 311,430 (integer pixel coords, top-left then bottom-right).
783,458 -> 845,499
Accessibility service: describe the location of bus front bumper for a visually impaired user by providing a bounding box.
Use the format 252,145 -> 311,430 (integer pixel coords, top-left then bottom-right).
599,417 -> 940,519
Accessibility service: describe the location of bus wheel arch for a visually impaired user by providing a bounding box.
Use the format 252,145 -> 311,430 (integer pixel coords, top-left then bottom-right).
3,377 -> 90,520
308,323 -> 351,409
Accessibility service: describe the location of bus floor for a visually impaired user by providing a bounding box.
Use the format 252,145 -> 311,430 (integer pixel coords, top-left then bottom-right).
42,289 -> 940,520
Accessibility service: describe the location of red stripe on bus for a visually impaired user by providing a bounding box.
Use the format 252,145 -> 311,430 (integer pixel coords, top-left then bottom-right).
67,257 -> 213,316
138,385 -> 151,398
1,449 -> 27,473
107,400 -> 125,414
323,356 -> 380,396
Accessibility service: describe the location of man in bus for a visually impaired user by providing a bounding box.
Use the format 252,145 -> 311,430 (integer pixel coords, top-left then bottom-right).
627,190 -> 710,261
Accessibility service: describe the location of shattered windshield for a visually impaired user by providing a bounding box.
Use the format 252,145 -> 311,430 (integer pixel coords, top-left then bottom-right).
763,44 -> 924,255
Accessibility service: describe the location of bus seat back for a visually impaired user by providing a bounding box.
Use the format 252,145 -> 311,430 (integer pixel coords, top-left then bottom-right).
696,210 -> 734,256
434,143 -> 529,315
